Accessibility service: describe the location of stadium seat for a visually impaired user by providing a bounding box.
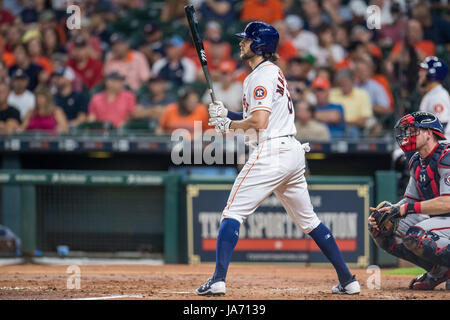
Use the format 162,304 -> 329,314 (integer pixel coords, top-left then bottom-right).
75,121 -> 115,132
121,119 -> 159,132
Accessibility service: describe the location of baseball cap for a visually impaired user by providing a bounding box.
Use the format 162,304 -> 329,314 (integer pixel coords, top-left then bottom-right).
148,75 -> 166,83
105,71 -> 125,80
144,24 -> 160,35
110,33 -> 128,45
73,35 -> 88,47
53,66 -> 75,81
312,76 -> 331,90
285,15 -> 304,32
12,69 -> 29,80
164,35 -> 184,48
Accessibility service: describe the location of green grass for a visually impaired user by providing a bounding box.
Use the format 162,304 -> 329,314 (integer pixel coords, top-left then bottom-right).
383,267 -> 426,275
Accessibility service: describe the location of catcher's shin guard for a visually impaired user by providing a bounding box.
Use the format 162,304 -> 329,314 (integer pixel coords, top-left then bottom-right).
403,226 -> 450,268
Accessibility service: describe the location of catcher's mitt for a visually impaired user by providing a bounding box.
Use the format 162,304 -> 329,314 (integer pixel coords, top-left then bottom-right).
368,201 -> 402,238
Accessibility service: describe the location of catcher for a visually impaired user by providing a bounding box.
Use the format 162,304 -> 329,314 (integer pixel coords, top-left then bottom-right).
369,111 -> 450,290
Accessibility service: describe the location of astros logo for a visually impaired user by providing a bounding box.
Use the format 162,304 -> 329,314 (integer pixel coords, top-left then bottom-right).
434,104 -> 444,114
254,86 -> 267,100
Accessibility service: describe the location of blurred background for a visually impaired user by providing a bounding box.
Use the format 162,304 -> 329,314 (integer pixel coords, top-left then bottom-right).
0,0 -> 449,267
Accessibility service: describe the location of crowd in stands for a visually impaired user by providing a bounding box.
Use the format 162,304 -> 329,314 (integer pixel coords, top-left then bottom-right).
0,0 -> 449,141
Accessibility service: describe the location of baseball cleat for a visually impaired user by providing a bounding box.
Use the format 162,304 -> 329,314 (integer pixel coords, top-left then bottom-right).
409,270 -> 450,290
195,279 -> 226,296
332,275 -> 360,295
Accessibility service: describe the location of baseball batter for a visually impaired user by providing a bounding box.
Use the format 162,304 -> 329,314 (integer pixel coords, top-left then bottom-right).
418,56 -> 450,138
195,21 -> 360,296
369,111 -> 450,290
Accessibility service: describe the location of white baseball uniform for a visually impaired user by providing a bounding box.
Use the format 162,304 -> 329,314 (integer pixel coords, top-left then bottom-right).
222,60 -> 321,234
419,84 -> 450,137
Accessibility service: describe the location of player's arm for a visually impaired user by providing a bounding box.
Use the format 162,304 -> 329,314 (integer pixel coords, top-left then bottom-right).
397,163 -> 450,216
229,110 -> 269,131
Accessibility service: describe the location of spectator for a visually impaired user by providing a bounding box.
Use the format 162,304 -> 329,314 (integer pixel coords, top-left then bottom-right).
7,69 -> 35,119
161,0 -> 187,22
3,24 -> 22,58
41,27 -> 64,58
241,0 -> 284,24
376,1 -> 408,48
335,40 -> 370,71
334,23 -> 350,49
389,19 -> 435,62
104,33 -> 151,92
0,82 -> 20,134
272,20 -> 298,71
139,23 -> 164,67
0,0 -> 14,28
152,36 -> 196,88
158,89 -> 211,135
0,60 -> 10,85
53,67 -> 88,128
322,0 -> 353,25
350,25 -> 382,60
20,86 -> 69,133
329,68 -> 372,138
315,24 -> 346,68
88,72 -> 136,128
295,100 -> 331,141
132,75 -> 176,121
38,9 -> 67,47
285,14 -> 319,57
184,21 -> 233,80
201,60 -> 243,112
89,9 -> 111,51
412,1 -> 450,45
354,59 -> 391,116
301,0 -> 330,32
199,0 -> 236,24
9,43 -> 43,91
67,36 -> 104,90
311,76 -> 346,139
285,56 -> 316,105
23,30 -> 53,75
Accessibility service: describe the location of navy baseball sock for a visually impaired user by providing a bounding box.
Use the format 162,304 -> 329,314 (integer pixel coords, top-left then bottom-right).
309,222 -> 353,285
212,218 -> 240,282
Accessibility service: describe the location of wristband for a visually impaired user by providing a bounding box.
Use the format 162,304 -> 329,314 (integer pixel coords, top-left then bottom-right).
403,202 -> 421,215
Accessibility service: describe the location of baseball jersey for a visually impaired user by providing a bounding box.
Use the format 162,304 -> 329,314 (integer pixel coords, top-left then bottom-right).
242,60 -> 296,144
419,84 -> 450,137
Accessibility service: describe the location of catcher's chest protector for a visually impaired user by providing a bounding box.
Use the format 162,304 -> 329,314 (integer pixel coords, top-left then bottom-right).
409,143 -> 450,200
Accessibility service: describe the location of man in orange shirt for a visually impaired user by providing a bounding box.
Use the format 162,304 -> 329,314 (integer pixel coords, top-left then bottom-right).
240,0 -> 284,24
104,33 -> 151,92
158,90 -> 212,136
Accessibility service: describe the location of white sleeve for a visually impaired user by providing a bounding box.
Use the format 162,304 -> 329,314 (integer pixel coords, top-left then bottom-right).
181,58 -> 197,84
247,74 -> 274,114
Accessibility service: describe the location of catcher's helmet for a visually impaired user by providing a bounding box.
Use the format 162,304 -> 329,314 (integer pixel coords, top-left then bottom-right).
394,111 -> 446,147
235,21 -> 279,55
419,56 -> 448,82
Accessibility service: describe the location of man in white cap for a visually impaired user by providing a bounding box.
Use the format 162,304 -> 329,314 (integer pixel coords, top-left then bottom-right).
285,14 -> 319,57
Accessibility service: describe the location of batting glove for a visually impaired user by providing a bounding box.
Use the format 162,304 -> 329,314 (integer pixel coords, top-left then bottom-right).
208,100 -> 228,118
209,117 -> 232,133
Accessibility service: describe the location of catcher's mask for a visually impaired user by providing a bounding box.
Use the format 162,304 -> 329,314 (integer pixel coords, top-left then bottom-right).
394,111 -> 446,152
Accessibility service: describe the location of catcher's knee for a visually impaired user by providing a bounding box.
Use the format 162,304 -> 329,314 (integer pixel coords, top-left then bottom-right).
403,226 -> 426,252
403,226 -> 450,267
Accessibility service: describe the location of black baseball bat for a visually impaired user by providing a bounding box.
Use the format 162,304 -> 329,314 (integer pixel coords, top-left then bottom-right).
184,5 -> 217,103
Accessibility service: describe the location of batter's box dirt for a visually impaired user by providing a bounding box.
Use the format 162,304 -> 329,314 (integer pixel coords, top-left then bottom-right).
0,264 -> 448,300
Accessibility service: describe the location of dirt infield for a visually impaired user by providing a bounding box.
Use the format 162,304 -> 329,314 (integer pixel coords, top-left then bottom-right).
0,263 -> 448,300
